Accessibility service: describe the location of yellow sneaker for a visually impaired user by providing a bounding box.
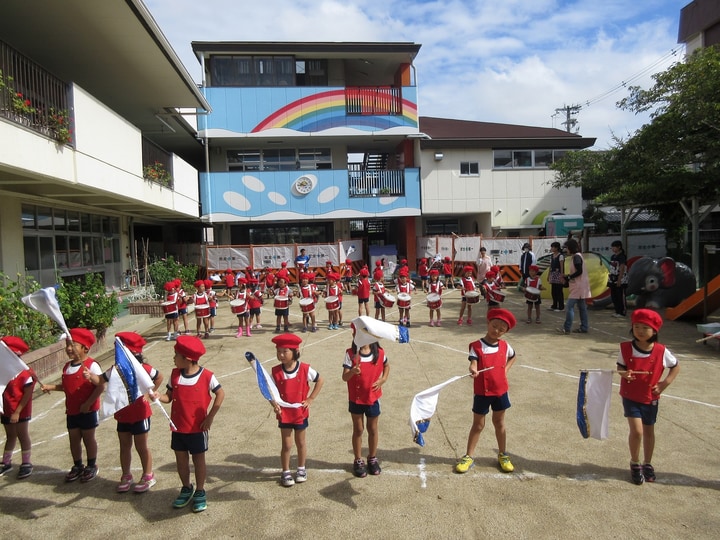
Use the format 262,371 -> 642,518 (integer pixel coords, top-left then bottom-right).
498,453 -> 514,473
455,455 -> 474,473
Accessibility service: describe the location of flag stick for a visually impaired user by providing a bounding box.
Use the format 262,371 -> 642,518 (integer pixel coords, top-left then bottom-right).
696,331 -> 720,343
151,397 -> 177,431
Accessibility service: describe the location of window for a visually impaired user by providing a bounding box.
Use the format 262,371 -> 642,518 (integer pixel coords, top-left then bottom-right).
460,162 -> 479,176
425,219 -> 459,235
228,150 -> 261,172
493,149 -> 572,169
210,55 -> 319,87
227,148 -> 332,171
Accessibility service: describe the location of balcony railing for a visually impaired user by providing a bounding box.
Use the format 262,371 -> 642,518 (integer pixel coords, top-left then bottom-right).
346,86 -> 401,116
142,137 -> 174,189
0,39 -> 73,145
348,166 -> 405,197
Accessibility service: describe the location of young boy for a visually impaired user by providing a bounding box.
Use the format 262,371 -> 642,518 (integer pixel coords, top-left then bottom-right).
356,268 -> 371,317
41,328 -> 105,483
296,273 -> 319,333
156,335 -> 224,513
163,281 -> 180,341
418,258 -> 430,293
273,274 -> 292,333
324,273 -> 343,330
395,268 -> 414,327
442,256 -> 455,289
521,264 -> 544,324
457,265 -> 477,325
191,280 -> 211,339
455,308 -> 517,474
270,333 -> 324,487
372,269 -> 387,321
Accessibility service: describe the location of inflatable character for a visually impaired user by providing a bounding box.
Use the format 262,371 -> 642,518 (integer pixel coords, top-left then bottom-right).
625,257 -> 696,309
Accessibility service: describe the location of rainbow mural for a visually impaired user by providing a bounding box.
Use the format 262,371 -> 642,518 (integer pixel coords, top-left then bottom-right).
252,90 -> 418,133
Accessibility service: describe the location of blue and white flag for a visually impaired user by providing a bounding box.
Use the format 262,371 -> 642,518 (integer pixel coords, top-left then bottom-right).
577,370 -> 613,440
245,352 -> 301,408
351,316 -> 409,348
409,373 -> 473,447
0,341 -> 30,416
101,338 -> 155,418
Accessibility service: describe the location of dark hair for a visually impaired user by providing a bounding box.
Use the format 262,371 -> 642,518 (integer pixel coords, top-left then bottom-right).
630,328 -> 658,343
350,341 -> 382,364
480,247 -> 487,252
133,352 -> 145,364
550,241 -> 561,250
293,349 -> 301,361
611,240 -> 625,253
564,239 -> 580,254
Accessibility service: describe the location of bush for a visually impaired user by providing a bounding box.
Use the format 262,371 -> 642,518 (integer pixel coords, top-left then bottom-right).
55,273 -> 122,338
147,256 -> 199,297
0,273 -> 57,350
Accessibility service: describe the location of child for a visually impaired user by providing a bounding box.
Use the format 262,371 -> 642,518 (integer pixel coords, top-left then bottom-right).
0,336 -> 36,479
247,278 -> 264,331
457,265 -> 477,325
156,335 -> 224,513
296,273 -> 319,333
163,281 -> 180,341
617,309 -> 679,485
418,258 -> 430,292
224,269 -> 236,296
483,270 -> 502,308
84,332 -> 163,493
176,280 -> 190,335
443,256 -> 455,289
356,268 -> 371,317
263,267 -> 276,299
455,308 -> 517,475
372,269 -> 387,321
40,328 -> 105,483
270,333 -> 324,487
427,269 -> 444,326
273,274 -> 292,333
395,268 -> 414,327
324,272 -> 343,330
521,264 -> 544,324
233,278 -> 250,337
341,259 -> 354,293
191,280 -> 211,339
206,279 -> 218,333
342,338 -> 390,477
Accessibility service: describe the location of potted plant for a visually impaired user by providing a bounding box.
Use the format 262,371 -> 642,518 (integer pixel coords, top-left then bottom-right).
143,161 -> 173,187
48,108 -> 72,145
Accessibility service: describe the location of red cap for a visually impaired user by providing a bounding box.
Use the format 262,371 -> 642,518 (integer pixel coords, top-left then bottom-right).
360,268 -> 369,277
444,256 -> 451,262
345,259 -> 352,264
194,280 -> 205,288
529,265 -> 540,272
204,279 -> 214,289
463,265 -> 474,274
373,269 -> 384,280
398,268 -> 409,277
276,269 -> 289,280
631,309 -> 663,332
375,260 -> 382,266
281,261 -> 288,268
430,269 -> 440,277
173,279 -> 182,288
164,281 -> 176,291
226,268 -> 233,273
1,336 -> 29,355
487,308 -> 516,330
491,265 -> 500,273
485,270 -> 497,279
238,277 -> 248,285
174,335 -> 205,362
401,259 -> 408,264
326,261 -> 333,266
70,328 -> 96,349
271,333 -> 303,350
116,331 -> 146,354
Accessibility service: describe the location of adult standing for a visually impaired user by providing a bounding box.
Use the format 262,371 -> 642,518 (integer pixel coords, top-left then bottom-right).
476,247 -> 492,283
295,249 -> 310,272
519,243 -> 536,281
558,239 -> 591,334
547,242 -> 565,312
608,240 -> 628,317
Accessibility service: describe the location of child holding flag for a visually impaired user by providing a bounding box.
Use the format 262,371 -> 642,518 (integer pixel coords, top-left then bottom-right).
0,336 -> 36,479
617,309 -> 679,485
156,335 -> 224,512
270,333 -> 324,487
342,336 -> 390,477
83,332 -> 163,493
41,328 -> 105,483
455,308 -> 517,475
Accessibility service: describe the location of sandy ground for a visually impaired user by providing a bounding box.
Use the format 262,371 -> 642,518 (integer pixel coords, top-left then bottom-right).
1,288 -> 719,539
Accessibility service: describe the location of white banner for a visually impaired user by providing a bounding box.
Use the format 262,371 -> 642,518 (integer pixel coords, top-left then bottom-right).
481,239 -> 527,266
454,236 -> 481,262
252,245 -> 295,269
532,238 -> 565,259
416,237 -> 437,260
298,244 -> 338,267
588,233 -> 666,259
339,240 -> 364,263
437,237 -> 453,261
206,247 -> 251,270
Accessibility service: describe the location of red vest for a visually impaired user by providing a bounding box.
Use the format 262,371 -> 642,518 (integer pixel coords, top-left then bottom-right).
469,340 -> 510,397
248,289 -> 263,309
429,281 -> 443,294
272,362 -> 311,424
345,348 -> 386,405
619,341 -> 666,404
357,278 -> 371,299
114,363 -> 155,424
62,358 -> 100,415
2,369 -> 35,418
327,284 -> 343,301
373,282 -> 386,300
169,367 -> 214,433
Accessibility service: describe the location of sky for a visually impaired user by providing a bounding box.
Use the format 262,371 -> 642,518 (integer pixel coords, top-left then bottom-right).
144,0 -> 688,149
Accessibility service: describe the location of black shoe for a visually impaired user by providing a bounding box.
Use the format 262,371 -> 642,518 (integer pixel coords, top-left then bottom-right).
572,328 -> 588,333
353,459 -> 367,478
630,463 -> 644,485
367,456 -> 381,475
0,463 -> 11,476
80,464 -> 98,483
17,463 -> 33,480
642,464 -> 656,483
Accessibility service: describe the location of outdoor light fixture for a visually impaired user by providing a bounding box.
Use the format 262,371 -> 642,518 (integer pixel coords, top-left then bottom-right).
434,152 -> 443,161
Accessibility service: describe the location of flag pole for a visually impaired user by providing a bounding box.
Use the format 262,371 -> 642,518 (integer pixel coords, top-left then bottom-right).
151,397 -> 177,431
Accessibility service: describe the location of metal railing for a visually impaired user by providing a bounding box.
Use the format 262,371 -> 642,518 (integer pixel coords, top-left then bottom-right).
348,166 -> 405,197
345,86 -> 401,116
142,137 -> 174,189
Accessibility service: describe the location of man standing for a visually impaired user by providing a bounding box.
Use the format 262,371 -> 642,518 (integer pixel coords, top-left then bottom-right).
519,243 -> 536,281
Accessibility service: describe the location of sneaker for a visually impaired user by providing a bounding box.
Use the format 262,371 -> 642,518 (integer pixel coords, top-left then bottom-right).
466,319 -> 472,325
367,456 -> 381,475
133,473 -> 156,493
275,326 -> 281,333
281,471 -> 295,487
526,318 -> 532,324
17,463 -> 33,480
295,469 -> 307,483
630,463 -> 644,485
192,489 -> 207,512
209,327 -> 215,333
457,319 -> 463,326
0,463 -> 11,476
436,319 -> 442,326
536,319 -> 541,324
284,326 -> 290,332
65,464 -> 84,482
302,326 -> 308,333
498,453 -> 514,473
172,484 -> 195,508
80,464 -> 98,483
455,455 -> 474,473
256,324 -> 263,329
353,458 -> 368,478
556,328 -> 569,335
642,464 -> 656,483
572,328 -> 588,334
429,321 -> 435,327
311,326 -> 317,333
203,332 -> 210,339
116,474 -> 134,493
165,334 -> 172,341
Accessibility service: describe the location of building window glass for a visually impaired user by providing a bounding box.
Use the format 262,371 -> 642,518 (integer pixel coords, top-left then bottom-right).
460,162 -> 479,176
210,55 -> 314,87
227,148 -> 331,171
493,149 -> 572,169
534,150 -> 553,167
21,205 -> 36,229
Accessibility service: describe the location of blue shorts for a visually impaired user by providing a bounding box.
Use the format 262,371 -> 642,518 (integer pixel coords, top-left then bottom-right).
178,308 -> 188,315
117,417 -> 151,435
210,307 -> 217,316
343,277 -> 352,284
444,274 -> 453,279
67,411 -> 99,431
1,415 -> 30,424
421,276 -> 428,282
278,418 -> 309,430
374,300 -> 384,309
348,400 -> 381,417
249,307 -> 261,316
165,313 -> 179,320
275,308 -> 289,317
358,297 -> 369,304
622,397 -> 659,425
171,431 -> 208,454
472,393 -> 511,415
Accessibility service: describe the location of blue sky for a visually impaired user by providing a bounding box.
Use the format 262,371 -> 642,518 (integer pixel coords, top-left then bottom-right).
144,0 -> 687,148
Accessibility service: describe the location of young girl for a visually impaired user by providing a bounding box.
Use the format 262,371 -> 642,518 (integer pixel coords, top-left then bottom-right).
84,332 -> 163,493
547,242 -> 565,312
458,265 -> 477,325
617,309 -> 679,485
372,270 -> 387,321
270,333 -> 324,487
356,268 -> 371,317
205,279 -> 217,333
418,258 -> 430,292
176,279 -> 190,335
342,259 -> 354,294
247,278 -> 264,331
395,268 -> 414,327
427,269 -> 444,326
273,274 -> 292,333
163,281 -> 180,341
442,256 -> 455,289
324,273 -> 343,330
609,240 -> 628,318
190,280 -> 211,339
233,278 -> 250,337
0,336 -> 35,479
521,265 -> 544,324
483,270 -> 502,309
296,273 -> 319,333
342,339 -> 390,477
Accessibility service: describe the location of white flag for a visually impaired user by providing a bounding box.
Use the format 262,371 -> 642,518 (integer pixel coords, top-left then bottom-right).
351,316 -> 409,348
409,374 -> 474,447
21,287 -> 69,335
577,370 -> 613,440
0,341 -> 31,416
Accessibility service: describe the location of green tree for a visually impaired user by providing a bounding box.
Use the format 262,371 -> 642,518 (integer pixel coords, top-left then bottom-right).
147,256 -> 199,297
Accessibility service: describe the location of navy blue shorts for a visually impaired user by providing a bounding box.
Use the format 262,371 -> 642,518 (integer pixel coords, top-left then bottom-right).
278,418 -> 309,430
210,307 -> 217,316
275,308 -> 289,317
165,313 -> 179,320
472,393 -> 511,415
358,297 -> 369,304
171,431 -> 208,454
66,411 -> 99,431
178,308 -> 188,315
249,307 -> 261,316
117,417 -> 151,435
622,397 -> 659,425
348,400 -> 381,417
374,300 -> 384,309
1,415 -> 30,424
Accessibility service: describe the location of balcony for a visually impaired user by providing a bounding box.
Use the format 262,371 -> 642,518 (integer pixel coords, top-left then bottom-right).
348,166 -> 405,197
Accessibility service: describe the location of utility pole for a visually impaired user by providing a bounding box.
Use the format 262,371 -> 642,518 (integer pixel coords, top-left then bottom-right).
554,104 -> 581,133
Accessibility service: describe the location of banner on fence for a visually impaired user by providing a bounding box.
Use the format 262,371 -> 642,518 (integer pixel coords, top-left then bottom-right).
481,239 -> 526,266
206,247 -> 251,270
453,236 -> 481,262
437,237 -> 453,261
416,237 -> 436,260
252,245 -> 295,269
298,244 -> 338,266
339,240 -> 364,263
